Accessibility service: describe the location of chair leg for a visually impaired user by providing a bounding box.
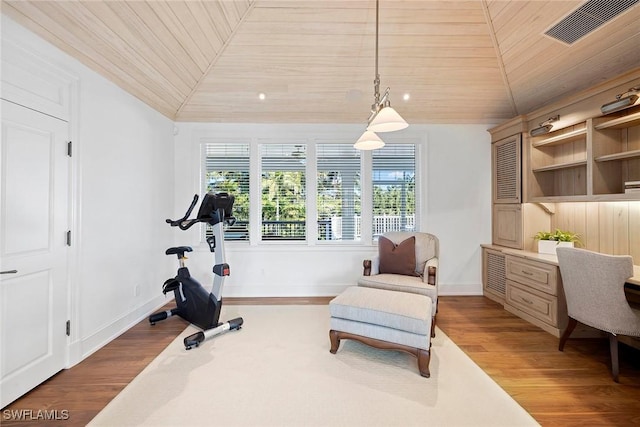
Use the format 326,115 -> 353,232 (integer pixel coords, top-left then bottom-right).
559,317 -> 578,351
431,300 -> 438,338
608,333 -> 619,383
431,314 -> 436,338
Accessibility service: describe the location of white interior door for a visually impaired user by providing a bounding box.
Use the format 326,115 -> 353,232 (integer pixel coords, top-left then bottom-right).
0,100 -> 70,408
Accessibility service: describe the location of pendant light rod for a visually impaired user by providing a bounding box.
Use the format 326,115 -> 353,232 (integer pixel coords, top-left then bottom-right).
373,0 -> 380,107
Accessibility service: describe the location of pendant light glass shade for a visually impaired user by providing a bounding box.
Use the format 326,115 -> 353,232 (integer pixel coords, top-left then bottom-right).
354,130 -> 385,150
367,106 -> 409,132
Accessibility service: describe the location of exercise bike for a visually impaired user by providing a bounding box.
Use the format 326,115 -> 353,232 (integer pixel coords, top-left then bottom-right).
149,192 -> 243,350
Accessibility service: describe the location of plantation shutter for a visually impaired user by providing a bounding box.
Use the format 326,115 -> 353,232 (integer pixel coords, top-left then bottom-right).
204,143 -> 250,241
316,143 -> 361,241
260,144 -> 307,240
372,144 -> 416,235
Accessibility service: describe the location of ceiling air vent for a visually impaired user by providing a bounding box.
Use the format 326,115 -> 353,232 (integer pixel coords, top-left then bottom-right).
544,0 -> 639,45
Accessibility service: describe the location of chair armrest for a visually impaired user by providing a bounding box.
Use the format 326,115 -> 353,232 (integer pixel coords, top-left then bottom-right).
422,258 -> 439,285
363,260 -> 371,276
363,256 -> 380,276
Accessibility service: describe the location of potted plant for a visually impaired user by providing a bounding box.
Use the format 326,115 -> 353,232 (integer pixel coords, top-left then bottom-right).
534,229 -> 581,255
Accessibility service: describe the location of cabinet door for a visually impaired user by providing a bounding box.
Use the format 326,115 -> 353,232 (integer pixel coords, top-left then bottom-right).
483,248 -> 506,305
493,204 -> 522,248
492,134 -> 521,204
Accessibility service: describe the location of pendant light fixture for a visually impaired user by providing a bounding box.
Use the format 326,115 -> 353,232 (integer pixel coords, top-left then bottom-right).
354,0 -> 408,150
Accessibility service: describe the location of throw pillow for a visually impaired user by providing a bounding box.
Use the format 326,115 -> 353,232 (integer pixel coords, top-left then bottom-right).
378,236 -> 418,276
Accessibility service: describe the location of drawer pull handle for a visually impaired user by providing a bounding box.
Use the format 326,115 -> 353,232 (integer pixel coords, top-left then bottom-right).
522,271 -> 534,276
521,298 -> 534,305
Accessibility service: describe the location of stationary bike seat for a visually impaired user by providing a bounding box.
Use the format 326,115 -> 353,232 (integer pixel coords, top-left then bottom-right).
165,246 -> 193,256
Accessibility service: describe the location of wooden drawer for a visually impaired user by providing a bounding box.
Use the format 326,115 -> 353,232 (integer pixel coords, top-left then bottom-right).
505,256 -> 558,295
506,280 -> 558,327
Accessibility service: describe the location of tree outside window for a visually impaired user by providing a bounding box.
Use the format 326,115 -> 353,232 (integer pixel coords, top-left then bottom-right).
261,144 -> 306,240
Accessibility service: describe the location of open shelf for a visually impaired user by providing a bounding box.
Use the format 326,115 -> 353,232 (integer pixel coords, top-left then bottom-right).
532,159 -> 587,173
595,111 -> 640,130
594,149 -> 640,162
531,128 -> 587,147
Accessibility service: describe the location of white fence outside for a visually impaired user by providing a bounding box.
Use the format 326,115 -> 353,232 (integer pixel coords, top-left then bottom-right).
329,215 -> 415,240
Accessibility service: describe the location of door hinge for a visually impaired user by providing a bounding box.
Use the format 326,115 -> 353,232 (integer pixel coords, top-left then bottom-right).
67,141 -> 72,157
66,320 -> 71,336
66,230 -> 72,246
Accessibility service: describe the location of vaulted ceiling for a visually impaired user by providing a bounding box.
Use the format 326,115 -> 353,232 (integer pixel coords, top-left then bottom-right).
3,0 -> 640,124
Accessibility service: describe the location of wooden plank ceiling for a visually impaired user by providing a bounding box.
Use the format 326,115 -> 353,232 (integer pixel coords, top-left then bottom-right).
3,0 -> 640,124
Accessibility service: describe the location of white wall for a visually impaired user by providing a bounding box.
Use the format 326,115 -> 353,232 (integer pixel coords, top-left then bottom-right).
425,126 -> 493,293
173,123 -> 493,297
1,16 -> 176,364
74,68 -> 175,359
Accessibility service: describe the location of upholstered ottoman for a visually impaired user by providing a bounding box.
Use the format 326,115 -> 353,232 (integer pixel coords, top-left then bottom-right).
329,286 -> 432,377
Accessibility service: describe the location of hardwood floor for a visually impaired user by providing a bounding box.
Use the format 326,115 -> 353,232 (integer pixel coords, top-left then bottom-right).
438,296 -> 640,427
3,296 -> 640,426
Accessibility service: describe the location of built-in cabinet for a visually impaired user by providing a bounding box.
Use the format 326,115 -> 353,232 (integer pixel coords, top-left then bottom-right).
485,70 -> 640,336
482,245 -> 603,339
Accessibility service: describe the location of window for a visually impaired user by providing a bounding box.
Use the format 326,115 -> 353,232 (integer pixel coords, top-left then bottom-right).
204,143 -> 250,241
201,136 -> 418,244
260,144 -> 306,240
316,143 -> 361,241
372,144 -> 416,236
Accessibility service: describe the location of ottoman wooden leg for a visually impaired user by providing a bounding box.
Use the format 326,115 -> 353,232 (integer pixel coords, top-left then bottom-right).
417,348 -> 431,378
329,329 -> 341,354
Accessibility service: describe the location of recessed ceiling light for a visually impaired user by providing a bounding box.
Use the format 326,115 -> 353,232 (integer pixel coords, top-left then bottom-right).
258,93 -> 266,100
403,93 -> 410,101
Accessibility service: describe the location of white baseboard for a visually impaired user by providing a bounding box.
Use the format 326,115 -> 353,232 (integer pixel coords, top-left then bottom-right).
223,282 -> 484,298
70,295 -> 169,366
438,283 -> 483,296
223,283 -> 351,298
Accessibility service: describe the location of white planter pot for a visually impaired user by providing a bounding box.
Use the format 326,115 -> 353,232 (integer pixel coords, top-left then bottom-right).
537,240 -> 574,255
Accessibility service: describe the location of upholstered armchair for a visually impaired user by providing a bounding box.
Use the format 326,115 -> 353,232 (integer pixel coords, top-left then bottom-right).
556,247 -> 640,382
358,231 -> 439,335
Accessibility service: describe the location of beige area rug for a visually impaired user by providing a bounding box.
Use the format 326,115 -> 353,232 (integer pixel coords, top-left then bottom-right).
89,305 -> 539,427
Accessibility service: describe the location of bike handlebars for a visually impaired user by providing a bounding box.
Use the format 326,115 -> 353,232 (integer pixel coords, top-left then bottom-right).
166,193 -> 235,230
165,194 -> 200,230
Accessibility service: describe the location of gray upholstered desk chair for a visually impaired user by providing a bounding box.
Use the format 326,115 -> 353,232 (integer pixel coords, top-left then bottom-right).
556,247 -> 640,382
358,231 -> 439,336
